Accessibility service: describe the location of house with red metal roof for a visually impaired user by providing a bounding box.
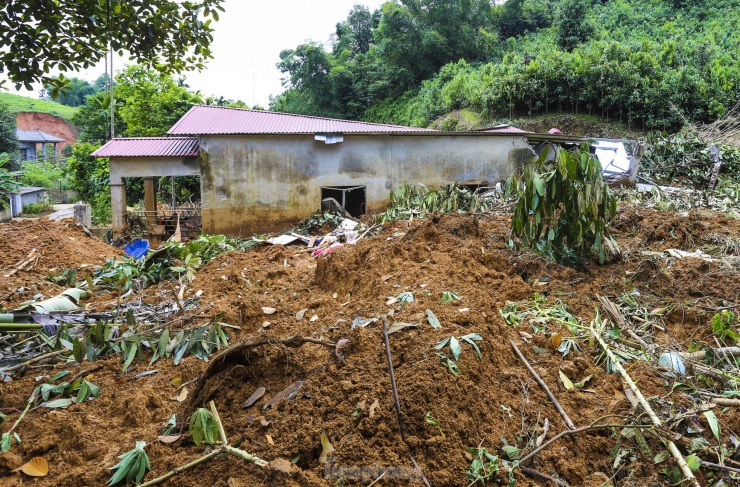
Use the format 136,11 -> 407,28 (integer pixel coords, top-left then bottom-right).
94,106 -> 571,237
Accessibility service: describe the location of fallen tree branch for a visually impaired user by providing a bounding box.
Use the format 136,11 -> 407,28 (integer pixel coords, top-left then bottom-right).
382,317 -> 405,441
3,248 -> 38,278
702,460 -> 740,475
510,340 -> 576,430
186,334 -> 337,409
679,347 -> 740,361
710,397 -> 740,407
591,323 -> 701,487
382,317 -> 432,487
520,466 -> 569,486
520,416 -> 654,466
0,349 -> 66,373
139,401 -> 266,487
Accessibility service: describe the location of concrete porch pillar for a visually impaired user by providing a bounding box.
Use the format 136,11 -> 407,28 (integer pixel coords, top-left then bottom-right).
111,177 -> 127,236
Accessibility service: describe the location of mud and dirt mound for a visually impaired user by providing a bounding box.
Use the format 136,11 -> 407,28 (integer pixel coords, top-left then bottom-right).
1,209 -> 740,486
0,218 -> 122,309
16,112 -> 79,151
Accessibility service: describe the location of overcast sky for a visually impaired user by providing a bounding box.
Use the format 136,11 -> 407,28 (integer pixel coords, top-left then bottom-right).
5,0 -> 387,107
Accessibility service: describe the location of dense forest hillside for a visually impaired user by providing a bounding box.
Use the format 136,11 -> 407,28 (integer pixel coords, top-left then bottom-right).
271,0 -> 740,132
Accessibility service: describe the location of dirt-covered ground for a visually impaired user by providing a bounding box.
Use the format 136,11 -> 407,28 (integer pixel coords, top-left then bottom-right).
1,207 -> 740,486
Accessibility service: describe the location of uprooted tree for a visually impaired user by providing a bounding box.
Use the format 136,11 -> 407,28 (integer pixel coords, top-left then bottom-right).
507,142 -> 619,265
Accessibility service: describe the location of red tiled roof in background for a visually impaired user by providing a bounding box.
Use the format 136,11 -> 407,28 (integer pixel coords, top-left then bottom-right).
168,105 -> 437,135
91,137 -> 200,157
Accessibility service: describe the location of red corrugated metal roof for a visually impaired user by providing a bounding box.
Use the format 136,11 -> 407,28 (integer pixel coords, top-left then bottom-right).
91,137 -> 200,157
168,105 -> 437,135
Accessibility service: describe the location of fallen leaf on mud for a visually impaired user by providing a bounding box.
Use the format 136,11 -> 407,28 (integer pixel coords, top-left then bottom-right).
559,370 -> 574,390
426,309 -> 441,329
263,381 -> 304,410
270,458 -> 294,474
386,297 -> 397,305
135,370 -> 158,379
176,387 -> 188,402
387,322 -> 417,334
573,374 -> 593,390
227,477 -> 241,487
260,417 -> 271,427
42,398 -> 75,408
519,330 -> 533,340
158,434 -> 182,444
266,434 -> 274,445
369,399 -> 379,418
243,387 -> 266,408
310,315 -> 318,322
549,333 -> 563,349
295,308 -> 308,321
319,431 -> 335,463
458,308 -> 469,313
262,307 -> 277,315
12,457 -> 48,477
171,376 -> 182,387
381,275 -> 392,282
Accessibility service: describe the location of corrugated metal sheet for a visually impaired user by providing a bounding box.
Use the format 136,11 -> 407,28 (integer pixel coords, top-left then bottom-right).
91,137 -> 200,157
168,105 -> 437,135
474,125 -> 529,134
16,129 -> 65,143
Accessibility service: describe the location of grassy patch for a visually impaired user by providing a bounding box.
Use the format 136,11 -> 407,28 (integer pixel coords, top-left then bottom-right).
0,92 -> 79,121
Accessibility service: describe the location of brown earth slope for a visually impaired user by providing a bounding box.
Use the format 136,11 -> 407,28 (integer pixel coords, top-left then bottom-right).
1,208 -> 740,486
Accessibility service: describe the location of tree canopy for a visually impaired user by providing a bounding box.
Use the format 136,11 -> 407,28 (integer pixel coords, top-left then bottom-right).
73,65 -> 203,142
272,0 -> 740,132
0,0 -> 224,94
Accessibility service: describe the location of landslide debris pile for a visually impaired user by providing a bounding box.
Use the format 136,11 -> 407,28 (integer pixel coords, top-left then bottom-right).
1,209 -> 740,486
0,218 -> 123,309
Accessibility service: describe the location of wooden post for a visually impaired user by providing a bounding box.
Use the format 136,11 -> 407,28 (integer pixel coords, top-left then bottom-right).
144,177 -> 157,234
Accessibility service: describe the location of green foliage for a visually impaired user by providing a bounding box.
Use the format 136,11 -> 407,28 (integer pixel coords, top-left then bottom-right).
21,201 -> 49,215
0,154 -> 20,206
0,1 -> 224,93
108,441 -> 151,486
189,408 -> 219,447
467,447 -> 500,486
379,182 -> 505,223
711,311 -> 739,346
92,234 -> 245,292
64,142 -> 111,223
0,103 -> 20,167
641,132 -> 740,187
508,143 -> 619,265
19,159 -> 65,189
556,0 -> 593,51
115,65 -> 203,137
41,77 -> 99,107
72,92 -> 120,143
274,0 -> 740,133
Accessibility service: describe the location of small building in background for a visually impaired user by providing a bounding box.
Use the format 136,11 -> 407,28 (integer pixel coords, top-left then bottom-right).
16,129 -> 65,161
8,186 -> 47,217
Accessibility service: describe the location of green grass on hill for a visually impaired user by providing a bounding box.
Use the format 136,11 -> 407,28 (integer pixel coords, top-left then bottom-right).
0,92 -> 78,122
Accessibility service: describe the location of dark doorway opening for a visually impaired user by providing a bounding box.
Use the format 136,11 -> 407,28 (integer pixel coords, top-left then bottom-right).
321,185 -> 366,217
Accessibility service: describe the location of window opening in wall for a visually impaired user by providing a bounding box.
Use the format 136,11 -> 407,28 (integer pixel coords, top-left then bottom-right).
321,185 -> 366,217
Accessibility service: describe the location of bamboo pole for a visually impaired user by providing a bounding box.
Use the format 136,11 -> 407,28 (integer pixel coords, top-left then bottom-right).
590,324 -> 700,487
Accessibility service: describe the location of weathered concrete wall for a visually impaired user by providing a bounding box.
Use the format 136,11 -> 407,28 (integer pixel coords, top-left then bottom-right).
109,156 -> 199,234
199,134 -> 529,236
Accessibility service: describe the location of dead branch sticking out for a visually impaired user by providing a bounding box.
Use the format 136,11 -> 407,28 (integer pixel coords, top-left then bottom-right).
509,340 -> 576,430
382,317 -> 432,487
186,334 -> 337,409
139,401 -> 266,486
